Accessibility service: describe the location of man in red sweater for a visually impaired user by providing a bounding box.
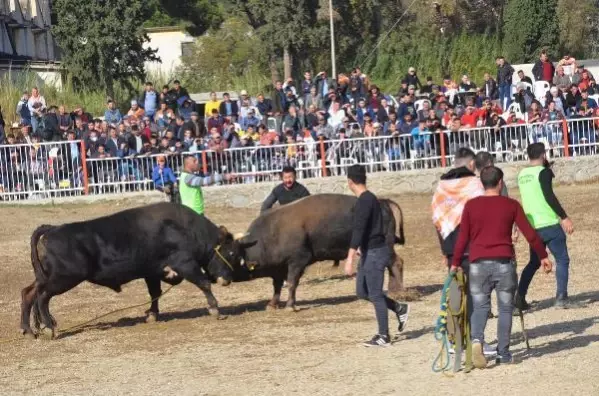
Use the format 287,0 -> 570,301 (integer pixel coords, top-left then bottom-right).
451,166 -> 552,368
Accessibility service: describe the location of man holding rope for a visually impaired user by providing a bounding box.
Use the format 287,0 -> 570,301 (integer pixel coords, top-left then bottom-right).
451,166 -> 552,367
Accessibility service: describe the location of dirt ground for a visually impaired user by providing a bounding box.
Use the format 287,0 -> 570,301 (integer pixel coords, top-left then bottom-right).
0,185 -> 598,396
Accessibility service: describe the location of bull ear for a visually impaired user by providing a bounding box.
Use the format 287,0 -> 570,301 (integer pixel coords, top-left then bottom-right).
218,226 -> 229,242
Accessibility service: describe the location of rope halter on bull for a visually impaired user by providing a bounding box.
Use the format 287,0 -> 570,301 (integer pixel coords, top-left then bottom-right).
432,269 -> 473,375
213,245 -> 235,271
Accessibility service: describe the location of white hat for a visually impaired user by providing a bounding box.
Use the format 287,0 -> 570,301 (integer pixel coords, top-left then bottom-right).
131,100 -> 138,105
373,122 -> 381,128
240,90 -> 248,96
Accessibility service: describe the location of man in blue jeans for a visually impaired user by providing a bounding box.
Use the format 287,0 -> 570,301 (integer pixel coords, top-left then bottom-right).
344,165 -> 410,347
452,166 -> 552,367
516,143 -> 576,309
496,56 -> 515,110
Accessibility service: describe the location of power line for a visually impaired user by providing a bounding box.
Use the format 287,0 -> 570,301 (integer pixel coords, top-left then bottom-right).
359,0 -> 419,69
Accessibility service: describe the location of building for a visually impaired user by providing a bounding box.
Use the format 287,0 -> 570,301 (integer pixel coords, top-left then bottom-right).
0,0 -> 61,85
143,26 -> 194,78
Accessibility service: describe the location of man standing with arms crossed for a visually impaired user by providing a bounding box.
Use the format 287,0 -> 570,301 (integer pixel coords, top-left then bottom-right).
516,143 -> 575,309
179,155 -> 205,216
344,165 -> 409,347
451,166 -> 552,367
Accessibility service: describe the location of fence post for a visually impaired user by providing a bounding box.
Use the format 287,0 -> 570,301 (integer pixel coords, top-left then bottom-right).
201,151 -> 208,175
319,136 -> 327,177
79,140 -> 89,195
439,130 -> 447,167
561,119 -> 570,157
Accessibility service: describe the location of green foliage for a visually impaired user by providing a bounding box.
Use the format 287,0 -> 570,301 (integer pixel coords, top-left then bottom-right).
557,0 -> 598,58
156,0 -> 224,35
503,0 -> 560,63
176,18 -> 271,94
368,26 -> 501,92
52,0 -> 159,98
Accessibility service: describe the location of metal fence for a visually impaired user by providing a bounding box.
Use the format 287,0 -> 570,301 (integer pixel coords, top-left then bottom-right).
2,117 -> 599,201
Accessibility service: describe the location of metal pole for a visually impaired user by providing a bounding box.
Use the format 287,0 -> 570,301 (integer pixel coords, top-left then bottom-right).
329,0 -> 336,77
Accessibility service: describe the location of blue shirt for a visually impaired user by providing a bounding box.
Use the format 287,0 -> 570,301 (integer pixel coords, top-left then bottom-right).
104,109 -> 123,124
226,102 -> 232,116
152,166 -> 177,187
144,91 -> 158,115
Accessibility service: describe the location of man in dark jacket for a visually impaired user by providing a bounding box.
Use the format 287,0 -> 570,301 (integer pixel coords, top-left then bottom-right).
532,50 -> 555,83
496,56 -> 515,110
219,92 -> 239,121
261,166 -> 310,213
483,73 -> 498,100
404,67 -> 422,90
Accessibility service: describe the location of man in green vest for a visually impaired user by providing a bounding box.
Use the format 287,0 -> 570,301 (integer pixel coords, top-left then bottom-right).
179,155 -> 205,216
516,143 -> 575,309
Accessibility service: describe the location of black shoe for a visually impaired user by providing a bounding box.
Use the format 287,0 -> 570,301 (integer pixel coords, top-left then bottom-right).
554,295 -> 584,309
362,334 -> 391,347
496,354 -> 516,365
394,302 -> 410,332
514,293 -> 530,311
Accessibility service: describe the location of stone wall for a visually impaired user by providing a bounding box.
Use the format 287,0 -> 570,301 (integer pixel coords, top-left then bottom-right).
3,156 -> 598,208
205,156 -> 599,208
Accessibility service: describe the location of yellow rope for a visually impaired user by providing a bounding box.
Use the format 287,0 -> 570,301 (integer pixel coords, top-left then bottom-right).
0,285 -> 175,344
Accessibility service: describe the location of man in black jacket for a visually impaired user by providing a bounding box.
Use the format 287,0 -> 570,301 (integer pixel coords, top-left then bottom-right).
261,166 -> 310,213
344,164 -> 410,347
532,50 -> 555,83
496,56 -> 515,110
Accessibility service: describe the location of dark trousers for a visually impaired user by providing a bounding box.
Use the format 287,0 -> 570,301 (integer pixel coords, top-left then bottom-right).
356,246 -> 396,336
469,260 -> 517,357
518,224 -> 570,298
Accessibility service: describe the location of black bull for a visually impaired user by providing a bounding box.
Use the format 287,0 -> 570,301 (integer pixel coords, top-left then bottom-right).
234,194 -> 406,310
20,203 -> 249,339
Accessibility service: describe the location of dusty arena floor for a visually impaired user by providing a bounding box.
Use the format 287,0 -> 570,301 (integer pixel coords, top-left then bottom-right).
1,185 -> 598,395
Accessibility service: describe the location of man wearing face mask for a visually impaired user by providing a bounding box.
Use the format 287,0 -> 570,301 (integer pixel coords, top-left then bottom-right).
516,143 -> 576,310
260,166 -> 310,213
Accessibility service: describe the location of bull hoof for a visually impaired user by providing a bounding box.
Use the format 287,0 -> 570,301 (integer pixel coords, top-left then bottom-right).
208,308 -> 220,317
145,312 -> 159,323
38,327 -> 55,340
21,329 -> 36,340
266,302 -> 280,311
285,306 -> 299,313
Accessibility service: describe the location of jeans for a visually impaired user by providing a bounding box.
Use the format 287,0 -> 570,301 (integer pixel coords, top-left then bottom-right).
31,117 -> 40,134
356,246 -> 396,336
498,83 -> 512,110
469,260 -> 517,357
518,224 -> 570,298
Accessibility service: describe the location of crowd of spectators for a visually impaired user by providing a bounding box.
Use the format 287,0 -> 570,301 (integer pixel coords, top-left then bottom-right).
1,52 -> 599,198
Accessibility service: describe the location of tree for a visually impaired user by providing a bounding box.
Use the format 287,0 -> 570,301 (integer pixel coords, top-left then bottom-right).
177,18 -> 270,93
503,0 -> 560,63
156,0 -> 224,35
52,0 -> 159,99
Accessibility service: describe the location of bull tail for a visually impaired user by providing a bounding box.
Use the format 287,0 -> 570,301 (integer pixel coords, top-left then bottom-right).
30,224 -> 54,284
382,199 -> 405,245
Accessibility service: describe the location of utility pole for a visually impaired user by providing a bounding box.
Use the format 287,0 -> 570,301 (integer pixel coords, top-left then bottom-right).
329,0 -> 336,77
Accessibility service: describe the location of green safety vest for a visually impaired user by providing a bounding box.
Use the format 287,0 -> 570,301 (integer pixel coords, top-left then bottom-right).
517,166 -> 559,229
179,172 -> 204,215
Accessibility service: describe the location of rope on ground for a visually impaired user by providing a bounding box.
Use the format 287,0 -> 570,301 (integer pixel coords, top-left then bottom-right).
0,285 -> 175,345
432,272 -> 455,374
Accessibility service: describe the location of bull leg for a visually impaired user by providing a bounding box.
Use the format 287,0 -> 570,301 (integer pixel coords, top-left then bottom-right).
20,282 -> 37,338
285,264 -> 307,312
332,260 -> 340,267
36,290 -> 57,339
267,276 -> 285,310
178,265 -> 223,319
387,253 -> 405,294
144,277 -> 162,323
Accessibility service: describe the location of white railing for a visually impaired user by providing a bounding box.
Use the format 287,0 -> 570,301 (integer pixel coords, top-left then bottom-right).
1,117 -> 598,201
0,140 -> 85,201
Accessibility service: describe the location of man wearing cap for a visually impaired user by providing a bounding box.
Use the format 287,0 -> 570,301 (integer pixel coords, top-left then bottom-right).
127,100 -> 145,119
404,67 -> 421,90
343,164 -> 410,347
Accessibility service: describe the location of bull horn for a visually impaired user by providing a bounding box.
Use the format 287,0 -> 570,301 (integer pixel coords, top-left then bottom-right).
234,232 -> 249,241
